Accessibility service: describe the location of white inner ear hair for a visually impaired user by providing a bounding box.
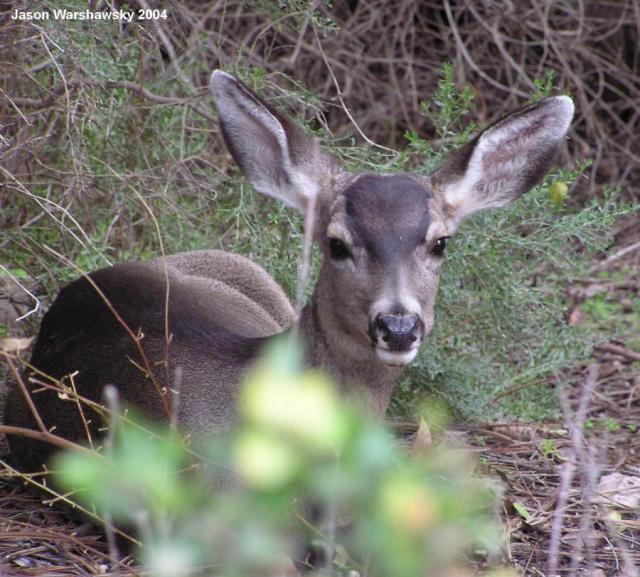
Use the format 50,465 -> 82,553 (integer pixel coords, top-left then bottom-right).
442,136 -> 523,222
245,114 -> 313,211
442,97 -> 573,224
245,100 -> 319,213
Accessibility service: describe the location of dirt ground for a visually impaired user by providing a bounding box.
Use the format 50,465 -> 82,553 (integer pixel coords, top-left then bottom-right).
0,218 -> 638,576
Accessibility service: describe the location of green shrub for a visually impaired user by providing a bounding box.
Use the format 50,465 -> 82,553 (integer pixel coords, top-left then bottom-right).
371,66 -> 631,420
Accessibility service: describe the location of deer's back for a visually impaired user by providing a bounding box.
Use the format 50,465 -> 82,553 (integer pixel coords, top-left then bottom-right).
159,250 -> 294,337
6,250 -> 293,471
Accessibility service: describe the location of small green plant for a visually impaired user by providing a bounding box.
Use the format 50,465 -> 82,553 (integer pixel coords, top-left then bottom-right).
539,438 -> 560,459
602,417 -> 621,432
55,339 -> 501,576
419,62 -> 476,154
530,69 -> 557,101
581,295 -> 623,327
474,435 -> 487,447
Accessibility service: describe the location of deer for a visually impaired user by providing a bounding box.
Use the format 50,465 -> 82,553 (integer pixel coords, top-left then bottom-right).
6,71 -> 574,475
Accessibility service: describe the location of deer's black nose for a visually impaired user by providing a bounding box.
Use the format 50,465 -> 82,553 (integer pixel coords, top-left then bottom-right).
375,314 -> 423,351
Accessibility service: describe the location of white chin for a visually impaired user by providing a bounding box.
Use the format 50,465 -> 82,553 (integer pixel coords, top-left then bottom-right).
375,348 -> 418,367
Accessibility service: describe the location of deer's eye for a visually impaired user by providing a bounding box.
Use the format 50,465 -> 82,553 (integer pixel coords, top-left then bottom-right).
328,238 -> 351,260
431,236 -> 450,257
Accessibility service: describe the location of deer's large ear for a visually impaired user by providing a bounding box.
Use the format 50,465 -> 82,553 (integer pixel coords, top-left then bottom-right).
430,96 -> 574,232
211,70 -> 337,213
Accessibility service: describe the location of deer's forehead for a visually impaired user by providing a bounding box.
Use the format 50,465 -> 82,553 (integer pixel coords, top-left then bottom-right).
335,174 -> 432,259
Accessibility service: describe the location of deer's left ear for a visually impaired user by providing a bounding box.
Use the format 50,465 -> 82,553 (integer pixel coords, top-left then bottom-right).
429,96 -> 574,232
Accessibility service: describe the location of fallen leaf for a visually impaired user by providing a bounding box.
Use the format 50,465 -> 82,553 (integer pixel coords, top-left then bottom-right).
561,527 -> 604,548
333,544 -> 350,568
411,417 -> 432,454
568,306 -> 583,326
0,337 -> 34,353
513,502 -> 530,522
595,473 -> 640,509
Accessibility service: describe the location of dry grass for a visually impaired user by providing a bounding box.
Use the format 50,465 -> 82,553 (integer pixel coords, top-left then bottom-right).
189,0 -> 639,197
2,0 -> 639,206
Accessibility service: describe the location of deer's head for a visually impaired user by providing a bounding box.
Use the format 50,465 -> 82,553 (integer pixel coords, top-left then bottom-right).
211,71 -> 573,367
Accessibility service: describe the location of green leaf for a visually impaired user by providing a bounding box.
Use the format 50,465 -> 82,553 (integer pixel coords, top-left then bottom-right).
513,501 -> 531,521
54,415 -> 197,521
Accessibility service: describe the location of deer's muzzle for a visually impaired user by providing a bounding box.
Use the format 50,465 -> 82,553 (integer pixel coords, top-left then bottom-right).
370,313 -> 424,366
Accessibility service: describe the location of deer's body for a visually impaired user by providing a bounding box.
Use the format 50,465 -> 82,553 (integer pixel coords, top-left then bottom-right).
8,251 -> 288,464
6,71 -> 574,472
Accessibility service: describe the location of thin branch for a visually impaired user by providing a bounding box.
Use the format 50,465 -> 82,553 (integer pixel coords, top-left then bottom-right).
2,351 -> 47,434
0,424 -> 96,455
0,264 -> 40,321
589,240 -> 640,273
311,26 -> 398,156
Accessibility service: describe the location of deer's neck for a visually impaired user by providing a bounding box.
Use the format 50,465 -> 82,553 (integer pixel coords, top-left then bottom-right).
298,288 -> 403,418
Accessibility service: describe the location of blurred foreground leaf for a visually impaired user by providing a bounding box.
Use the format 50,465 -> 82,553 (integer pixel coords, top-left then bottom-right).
55,338 -> 501,576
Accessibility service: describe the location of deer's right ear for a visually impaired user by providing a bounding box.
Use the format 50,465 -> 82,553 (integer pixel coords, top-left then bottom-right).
430,96 -> 574,232
211,70 -> 335,213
